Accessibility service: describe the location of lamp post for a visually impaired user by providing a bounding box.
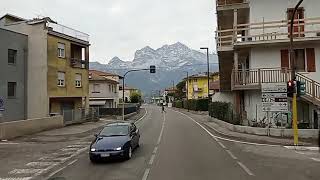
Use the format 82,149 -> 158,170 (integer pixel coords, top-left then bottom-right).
289,0 -> 304,146
122,66 -> 156,121
200,47 -> 210,114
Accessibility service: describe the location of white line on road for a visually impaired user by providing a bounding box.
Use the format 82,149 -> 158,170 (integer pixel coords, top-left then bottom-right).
172,109 -> 280,147
45,159 -> 78,180
311,158 -> 320,162
26,162 -> 56,167
142,168 -> 150,180
217,141 -> 227,149
0,178 -> 32,180
237,161 -> 255,176
226,150 -> 238,160
284,146 -> 319,151
149,154 -> 156,165
135,108 -> 148,124
9,169 -> 44,175
152,147 -> 158,154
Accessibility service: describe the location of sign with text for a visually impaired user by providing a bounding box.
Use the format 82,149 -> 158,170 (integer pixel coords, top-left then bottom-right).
261,83 -> 288,112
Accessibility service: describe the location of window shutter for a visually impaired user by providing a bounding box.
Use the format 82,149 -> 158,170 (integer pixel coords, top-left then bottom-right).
75,74 -> 82,81
306,48 -> 316,72
281,49 -> 289,69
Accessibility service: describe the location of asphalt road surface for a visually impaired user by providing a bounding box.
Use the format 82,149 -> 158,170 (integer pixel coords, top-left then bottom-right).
47,105 -> 320,180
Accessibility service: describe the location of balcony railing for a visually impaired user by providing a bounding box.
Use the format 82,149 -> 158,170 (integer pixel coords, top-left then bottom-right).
217,17 -> 320,50
47,22 -> 89,42
296,73 -> 320,105
217,0 -> 248,7
70,58 -> 87,69
231,68 -> 292,90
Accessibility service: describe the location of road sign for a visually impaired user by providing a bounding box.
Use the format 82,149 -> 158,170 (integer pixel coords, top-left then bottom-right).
0,97 -> 4,111
261,83 -> 288,112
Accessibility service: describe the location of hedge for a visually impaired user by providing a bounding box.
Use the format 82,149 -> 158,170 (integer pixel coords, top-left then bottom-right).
209,102 -> 240,125
173,99 -> 208,111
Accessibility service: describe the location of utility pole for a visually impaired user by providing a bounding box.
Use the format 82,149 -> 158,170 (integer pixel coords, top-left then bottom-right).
186,71 -> 189,112
289,0 -> 304,146
200,47 -> 210,113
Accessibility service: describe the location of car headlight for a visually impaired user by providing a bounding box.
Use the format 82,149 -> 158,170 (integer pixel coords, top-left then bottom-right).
90,148 -> 96,152
115,147 -> 122,151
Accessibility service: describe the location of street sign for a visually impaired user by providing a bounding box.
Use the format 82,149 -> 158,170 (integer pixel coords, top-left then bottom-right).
0,97 -> 4,111
261,83 -> 288,112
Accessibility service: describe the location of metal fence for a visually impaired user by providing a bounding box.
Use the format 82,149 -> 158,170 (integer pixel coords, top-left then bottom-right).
62,108 -> 99,125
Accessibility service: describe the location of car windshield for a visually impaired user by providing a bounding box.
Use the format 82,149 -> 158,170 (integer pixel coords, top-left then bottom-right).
99,125 -> 129,136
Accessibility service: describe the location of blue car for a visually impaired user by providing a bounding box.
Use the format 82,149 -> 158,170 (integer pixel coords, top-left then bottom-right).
89,122 -> 140,162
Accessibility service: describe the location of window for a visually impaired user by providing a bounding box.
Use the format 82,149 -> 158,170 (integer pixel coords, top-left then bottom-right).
8,49 -> 17,65
57,72 -> 65,87
295,49 -> 305,71
281,48 -> 316,72
8,82 -> 16,98
75,73 -> 82,87
287,8 -> 305,37
57,43 -> 65,58
93,84 -> 100,93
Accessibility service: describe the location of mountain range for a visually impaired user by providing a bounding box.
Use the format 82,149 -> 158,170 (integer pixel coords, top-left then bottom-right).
89,42 -> 218,96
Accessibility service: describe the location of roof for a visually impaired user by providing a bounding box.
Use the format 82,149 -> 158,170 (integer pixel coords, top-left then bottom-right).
89,70 -> 121,77
188,72 -> 219,79
119,85 -> 138,90
0,13 -> 27,22
89,70 -> 119,84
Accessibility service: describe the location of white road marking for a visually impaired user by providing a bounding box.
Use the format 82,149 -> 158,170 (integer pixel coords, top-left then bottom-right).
284,146 -> 319,151
149,154 -> 156,165
135,108 -> 148,124
237,161 -> 255,176
157,115 -> 166,145
172,109 -> 280,147
141,168 -> 150,180
0,142 -> 19,145
67,144 -> 86,148
9,168 -> 44,175
45,159 -> 78,180
226,150 -> 238,160
311,158 -> 320,162
26,162 -> 55,167
61,147 -> 81,152
0,178 -> 32,180
152,147 -> 158,154
218,141 -> 227,149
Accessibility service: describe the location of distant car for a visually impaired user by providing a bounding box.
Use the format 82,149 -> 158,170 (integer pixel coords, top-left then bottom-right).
89,122 -> 140,163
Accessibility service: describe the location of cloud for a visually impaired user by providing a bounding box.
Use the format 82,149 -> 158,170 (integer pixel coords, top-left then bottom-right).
0,0 -> 216,63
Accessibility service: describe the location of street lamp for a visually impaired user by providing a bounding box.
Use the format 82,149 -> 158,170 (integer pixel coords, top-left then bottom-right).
122,66 -> 156,121
200,47 -> 210,114
183,71 -> 189,112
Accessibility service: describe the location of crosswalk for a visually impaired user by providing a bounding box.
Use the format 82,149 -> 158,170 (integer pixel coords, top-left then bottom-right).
0,141 -> 91,180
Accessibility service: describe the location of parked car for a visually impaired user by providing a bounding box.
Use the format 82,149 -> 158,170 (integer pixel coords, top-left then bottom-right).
89,122 -> 140,163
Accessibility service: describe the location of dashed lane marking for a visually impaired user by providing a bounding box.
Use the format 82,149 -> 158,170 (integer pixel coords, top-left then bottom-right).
26,162 -> 56,167
141,168 -> 150,180
226,150 -> 238,160
0,178 -> 32,180
237,161 -> 255,176
152,147 -> 158,154
148,154 -> 156,165
311,158 -> 320,162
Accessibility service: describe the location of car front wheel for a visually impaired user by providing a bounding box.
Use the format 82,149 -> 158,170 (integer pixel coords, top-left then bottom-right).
124,146 -> 132,160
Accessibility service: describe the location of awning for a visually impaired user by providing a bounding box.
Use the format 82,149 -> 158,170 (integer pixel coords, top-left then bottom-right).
89,100 -> 106,106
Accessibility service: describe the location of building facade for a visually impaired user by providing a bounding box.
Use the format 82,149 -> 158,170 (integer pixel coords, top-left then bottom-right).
89,70 -> 120,108
186,72 -> 219,99
119,86 -> 139,103
216,0 -> 320,128
0,28 -> 28,122
0,14 -> 90,118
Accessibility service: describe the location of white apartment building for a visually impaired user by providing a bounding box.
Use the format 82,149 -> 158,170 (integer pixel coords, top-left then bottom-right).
89,70 -> 120,108
216,0 -> 320,128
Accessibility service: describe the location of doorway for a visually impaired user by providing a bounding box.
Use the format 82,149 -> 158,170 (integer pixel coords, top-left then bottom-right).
314,110 -> 319,129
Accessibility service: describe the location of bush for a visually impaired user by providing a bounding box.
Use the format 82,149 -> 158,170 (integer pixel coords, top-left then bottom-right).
209,102 -> 240,125
173,99 -> 208,111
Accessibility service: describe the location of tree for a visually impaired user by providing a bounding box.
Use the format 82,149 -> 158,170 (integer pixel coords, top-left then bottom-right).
130,91 -> 142,103
175,80 -> 186,100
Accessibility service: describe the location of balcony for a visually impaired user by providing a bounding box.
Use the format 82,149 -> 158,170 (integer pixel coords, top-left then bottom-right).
217,17 -> 320,51
216,0 -> 249,11
231,68 -> 292,90
70,58 -> 87,69
47,22 -> 89,43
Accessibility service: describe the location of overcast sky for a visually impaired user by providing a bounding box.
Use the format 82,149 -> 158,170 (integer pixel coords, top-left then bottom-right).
1,0 -> 216,63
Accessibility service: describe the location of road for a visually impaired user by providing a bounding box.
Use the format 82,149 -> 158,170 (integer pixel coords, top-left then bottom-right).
46,105 -> 320,180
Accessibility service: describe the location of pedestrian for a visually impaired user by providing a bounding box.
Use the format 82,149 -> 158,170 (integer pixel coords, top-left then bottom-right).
161,103 -> 166,113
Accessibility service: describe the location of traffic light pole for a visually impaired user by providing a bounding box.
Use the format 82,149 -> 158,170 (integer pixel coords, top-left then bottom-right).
122,67 -> 156,121
289,0 -> 304,146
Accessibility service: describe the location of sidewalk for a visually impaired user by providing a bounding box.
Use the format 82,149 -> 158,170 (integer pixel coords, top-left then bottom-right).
172,108 -> 318,146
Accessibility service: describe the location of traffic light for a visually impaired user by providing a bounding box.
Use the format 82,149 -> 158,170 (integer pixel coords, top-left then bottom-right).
287,80 -> 296,97
150,65 -> 156,73
297,80 -> 306,97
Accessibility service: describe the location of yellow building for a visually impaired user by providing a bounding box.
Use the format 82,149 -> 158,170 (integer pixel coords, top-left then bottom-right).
47,31 -> 90,114
186,72 -> 219,99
